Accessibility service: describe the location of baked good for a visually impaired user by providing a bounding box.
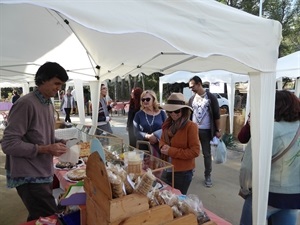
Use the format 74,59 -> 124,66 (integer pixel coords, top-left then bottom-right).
55,161 -> 75,169
79,142 -> 90,157
55,159 -> 84,170
66,168 -> 86,181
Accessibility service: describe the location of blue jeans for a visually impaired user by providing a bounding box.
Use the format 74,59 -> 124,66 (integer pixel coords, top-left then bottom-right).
198,129 -> 212,177
161,170 -> 193,195
240,194 -> 299,225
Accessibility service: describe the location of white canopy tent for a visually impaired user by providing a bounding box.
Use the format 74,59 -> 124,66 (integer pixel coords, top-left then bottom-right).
276,51 -> 300,97
0,1 -> 282,224
159,70 -> 250,134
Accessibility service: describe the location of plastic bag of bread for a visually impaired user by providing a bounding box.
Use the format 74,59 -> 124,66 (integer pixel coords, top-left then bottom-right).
147,191 -> 159,208
134,169 -> 156,196
179,194 -> 210,224
171,205 -> 183,218
153,188 -> 165,205
106,162 -> 134,195
107,170 -> 125,198
159,190 -> 178,206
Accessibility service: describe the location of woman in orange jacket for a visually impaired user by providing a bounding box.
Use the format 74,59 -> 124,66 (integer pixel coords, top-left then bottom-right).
159,93 -> 200,194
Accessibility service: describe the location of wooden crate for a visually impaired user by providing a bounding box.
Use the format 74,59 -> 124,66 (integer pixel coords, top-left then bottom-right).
84,152 -> 149,224
84,152 -> 203,225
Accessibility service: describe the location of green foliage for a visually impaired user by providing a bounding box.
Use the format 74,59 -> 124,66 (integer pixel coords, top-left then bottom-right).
216,0 -> 300,56
222,133 -> 237,148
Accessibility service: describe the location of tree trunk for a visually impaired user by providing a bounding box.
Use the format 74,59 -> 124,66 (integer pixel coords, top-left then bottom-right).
121,78 -> 125,100
128,75 -> 132,95
114,77 -> 118,101
141,73 -> 145,90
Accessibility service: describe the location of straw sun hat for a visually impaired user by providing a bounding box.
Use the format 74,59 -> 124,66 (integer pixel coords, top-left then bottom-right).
162,93 -> 192,112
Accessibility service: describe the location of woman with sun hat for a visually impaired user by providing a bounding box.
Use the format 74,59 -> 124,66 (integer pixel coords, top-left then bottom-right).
159,92 -> 200,194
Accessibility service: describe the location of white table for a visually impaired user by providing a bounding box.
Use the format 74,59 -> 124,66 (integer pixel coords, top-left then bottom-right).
55,127 -> 79,140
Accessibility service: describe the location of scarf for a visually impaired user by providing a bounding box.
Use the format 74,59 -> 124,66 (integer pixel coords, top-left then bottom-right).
161,116 -> 189,161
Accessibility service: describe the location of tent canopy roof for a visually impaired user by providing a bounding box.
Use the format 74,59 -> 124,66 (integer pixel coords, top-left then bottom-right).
276,51 -> 300,79
0,1 -> 281,86
160,70 -> 249,85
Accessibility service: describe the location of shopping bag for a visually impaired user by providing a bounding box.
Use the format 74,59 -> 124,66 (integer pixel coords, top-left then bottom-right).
211,138 -> 227,164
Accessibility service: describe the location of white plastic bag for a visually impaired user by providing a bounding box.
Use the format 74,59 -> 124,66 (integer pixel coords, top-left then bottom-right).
58,144 -> 80,164
211,138 -> 227,164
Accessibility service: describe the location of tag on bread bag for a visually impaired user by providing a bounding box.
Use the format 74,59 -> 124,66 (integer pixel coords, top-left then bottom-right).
58,145 -> 80,164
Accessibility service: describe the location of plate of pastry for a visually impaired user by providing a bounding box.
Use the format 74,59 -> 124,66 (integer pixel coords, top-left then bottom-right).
64,168 -> 86,182
54,159 -> 84,170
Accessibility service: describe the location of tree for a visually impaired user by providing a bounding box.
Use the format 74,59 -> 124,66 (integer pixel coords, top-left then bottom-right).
263,0 -> 300,56
217,0 -> 300,56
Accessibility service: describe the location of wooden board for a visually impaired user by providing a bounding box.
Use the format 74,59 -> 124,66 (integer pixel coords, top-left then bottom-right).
85,151 -> 149,224
119,205 -> 173,225
85,151 -> 112,200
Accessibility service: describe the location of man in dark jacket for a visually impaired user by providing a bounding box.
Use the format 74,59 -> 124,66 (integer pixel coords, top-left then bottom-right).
188,76 -> 221,187
12,90 -> 20,103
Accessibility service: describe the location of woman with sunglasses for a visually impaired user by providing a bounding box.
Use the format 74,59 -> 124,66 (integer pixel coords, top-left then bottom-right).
133,90 -> 167,157
159,93 -> 200,195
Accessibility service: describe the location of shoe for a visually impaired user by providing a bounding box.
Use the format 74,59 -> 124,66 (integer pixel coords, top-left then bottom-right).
205,176 -> 212,187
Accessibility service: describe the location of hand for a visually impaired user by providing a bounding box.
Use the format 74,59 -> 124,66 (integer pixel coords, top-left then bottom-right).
148,134 -> 158,144
161,145 -> 170,155
215,131 -> 222,138
59,139 -> 67,145
40,143 -> 68,157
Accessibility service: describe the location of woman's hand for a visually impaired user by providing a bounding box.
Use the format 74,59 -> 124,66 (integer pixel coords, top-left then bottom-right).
161,144 -> 170,155
148,134 -> 157,144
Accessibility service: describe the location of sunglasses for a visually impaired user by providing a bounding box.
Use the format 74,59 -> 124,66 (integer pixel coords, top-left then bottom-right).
166,109 -> 181,114
141,97 -> 151,102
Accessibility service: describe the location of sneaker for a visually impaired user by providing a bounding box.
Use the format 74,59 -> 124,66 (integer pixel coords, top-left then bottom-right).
205,176 -> 213,187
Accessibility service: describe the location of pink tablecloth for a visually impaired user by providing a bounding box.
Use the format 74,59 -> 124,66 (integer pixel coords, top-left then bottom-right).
206,209 -> 232,225
54,160 -> 232,225
53,158 -> 84,191
0,102 -> 13,111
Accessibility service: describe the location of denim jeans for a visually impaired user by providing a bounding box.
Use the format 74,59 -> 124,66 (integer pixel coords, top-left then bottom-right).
240,194 -> 299,225
198,129 -> 212,177
161,170 -> 193,195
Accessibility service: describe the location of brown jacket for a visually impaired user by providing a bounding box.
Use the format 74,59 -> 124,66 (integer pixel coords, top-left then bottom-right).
159,121 -> 200,172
